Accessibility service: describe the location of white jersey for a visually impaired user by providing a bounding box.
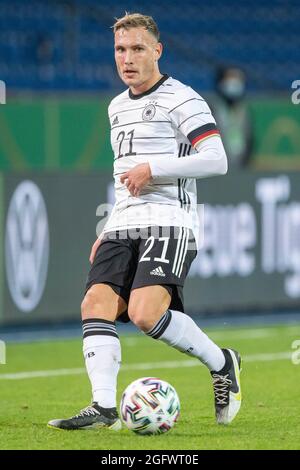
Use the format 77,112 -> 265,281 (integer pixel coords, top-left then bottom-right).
103,75 -> 219,241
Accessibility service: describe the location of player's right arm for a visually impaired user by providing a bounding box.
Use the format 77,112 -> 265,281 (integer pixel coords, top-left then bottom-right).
89,234 -> 104,264
89,197 -> 118,263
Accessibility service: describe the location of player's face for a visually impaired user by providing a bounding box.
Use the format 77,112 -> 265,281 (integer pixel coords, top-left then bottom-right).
114,27 -> 162,93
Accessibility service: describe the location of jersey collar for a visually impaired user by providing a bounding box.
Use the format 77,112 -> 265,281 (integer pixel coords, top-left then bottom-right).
128,74 -> 169,100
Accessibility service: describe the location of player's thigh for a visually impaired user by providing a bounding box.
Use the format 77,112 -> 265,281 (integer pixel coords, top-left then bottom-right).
135,226 -> 195,281
83,232 -> 136,321
81,283 -> 127,321
128,285 -> 171,330
128,226 -> 197,329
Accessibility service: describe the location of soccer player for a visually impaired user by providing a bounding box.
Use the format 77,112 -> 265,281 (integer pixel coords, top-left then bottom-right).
48,13 -> 241,431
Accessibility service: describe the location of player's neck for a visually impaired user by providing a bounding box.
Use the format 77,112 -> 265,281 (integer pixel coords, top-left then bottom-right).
129,72 -> 164,96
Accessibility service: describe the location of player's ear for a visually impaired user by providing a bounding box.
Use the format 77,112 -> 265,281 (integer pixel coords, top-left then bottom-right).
155,42 -> 163,61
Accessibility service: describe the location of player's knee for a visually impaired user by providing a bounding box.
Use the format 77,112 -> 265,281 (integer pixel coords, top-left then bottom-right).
81,289 -> 104,319
127,306 -> 158,332
81,292 -> 93,319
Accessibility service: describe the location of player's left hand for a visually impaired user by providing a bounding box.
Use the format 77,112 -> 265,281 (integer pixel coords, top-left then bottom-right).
120,163 -> 152,197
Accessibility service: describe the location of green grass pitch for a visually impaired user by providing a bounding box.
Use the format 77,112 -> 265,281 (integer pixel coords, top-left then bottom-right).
0,323 -> 299,450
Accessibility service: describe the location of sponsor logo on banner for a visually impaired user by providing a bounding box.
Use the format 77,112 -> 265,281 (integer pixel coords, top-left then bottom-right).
189,175 -> 300,299
5,181 -> 49,312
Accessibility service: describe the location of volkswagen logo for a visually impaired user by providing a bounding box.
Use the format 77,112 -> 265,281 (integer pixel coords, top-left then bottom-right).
5,181 -> 49,312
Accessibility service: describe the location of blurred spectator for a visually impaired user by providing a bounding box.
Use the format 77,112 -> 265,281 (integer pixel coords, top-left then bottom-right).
36,34 -> 55,82
213,66 -> 253,168
36,34 -> 54,64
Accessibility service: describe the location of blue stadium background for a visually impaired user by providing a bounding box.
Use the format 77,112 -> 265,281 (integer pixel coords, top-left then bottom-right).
0,0 -> 299,92
0,0 -> 300,334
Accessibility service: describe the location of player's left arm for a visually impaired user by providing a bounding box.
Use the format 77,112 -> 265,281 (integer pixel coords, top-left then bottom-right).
120,134 -> 227,196
148,91 -> 228,179
148,134 -> 227,179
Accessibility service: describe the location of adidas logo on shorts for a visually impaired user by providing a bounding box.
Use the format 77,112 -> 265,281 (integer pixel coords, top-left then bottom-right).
150,266 -> 166,277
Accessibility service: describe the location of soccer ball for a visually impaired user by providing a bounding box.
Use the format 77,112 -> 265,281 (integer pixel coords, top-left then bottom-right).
120,377 -> 180,435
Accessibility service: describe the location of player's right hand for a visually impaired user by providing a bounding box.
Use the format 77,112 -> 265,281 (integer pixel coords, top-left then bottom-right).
89,236 -> 102,264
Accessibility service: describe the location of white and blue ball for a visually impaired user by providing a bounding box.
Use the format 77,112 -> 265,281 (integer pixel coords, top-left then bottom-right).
120,377 -> 180,435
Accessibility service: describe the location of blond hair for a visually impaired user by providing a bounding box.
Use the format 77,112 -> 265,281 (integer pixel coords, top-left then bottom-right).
113,13 -> 160,41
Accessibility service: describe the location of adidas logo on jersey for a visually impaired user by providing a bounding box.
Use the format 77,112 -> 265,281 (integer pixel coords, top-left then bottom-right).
150,266 -> 166,277
112,116 -> 119,126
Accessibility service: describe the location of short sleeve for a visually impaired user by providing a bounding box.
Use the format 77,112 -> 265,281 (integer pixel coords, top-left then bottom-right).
169,87 -> 220,146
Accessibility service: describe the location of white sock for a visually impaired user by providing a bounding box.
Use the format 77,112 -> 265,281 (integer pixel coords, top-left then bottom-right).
147,309 -> 225,371
82,319 -> 121,408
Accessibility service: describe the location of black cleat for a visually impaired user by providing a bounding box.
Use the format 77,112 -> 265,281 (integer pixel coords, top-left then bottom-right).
210,348 -> 242,425
47,402 -> 122,431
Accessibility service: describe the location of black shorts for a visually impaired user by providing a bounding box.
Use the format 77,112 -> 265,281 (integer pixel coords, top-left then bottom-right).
85,226 -> 197,322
